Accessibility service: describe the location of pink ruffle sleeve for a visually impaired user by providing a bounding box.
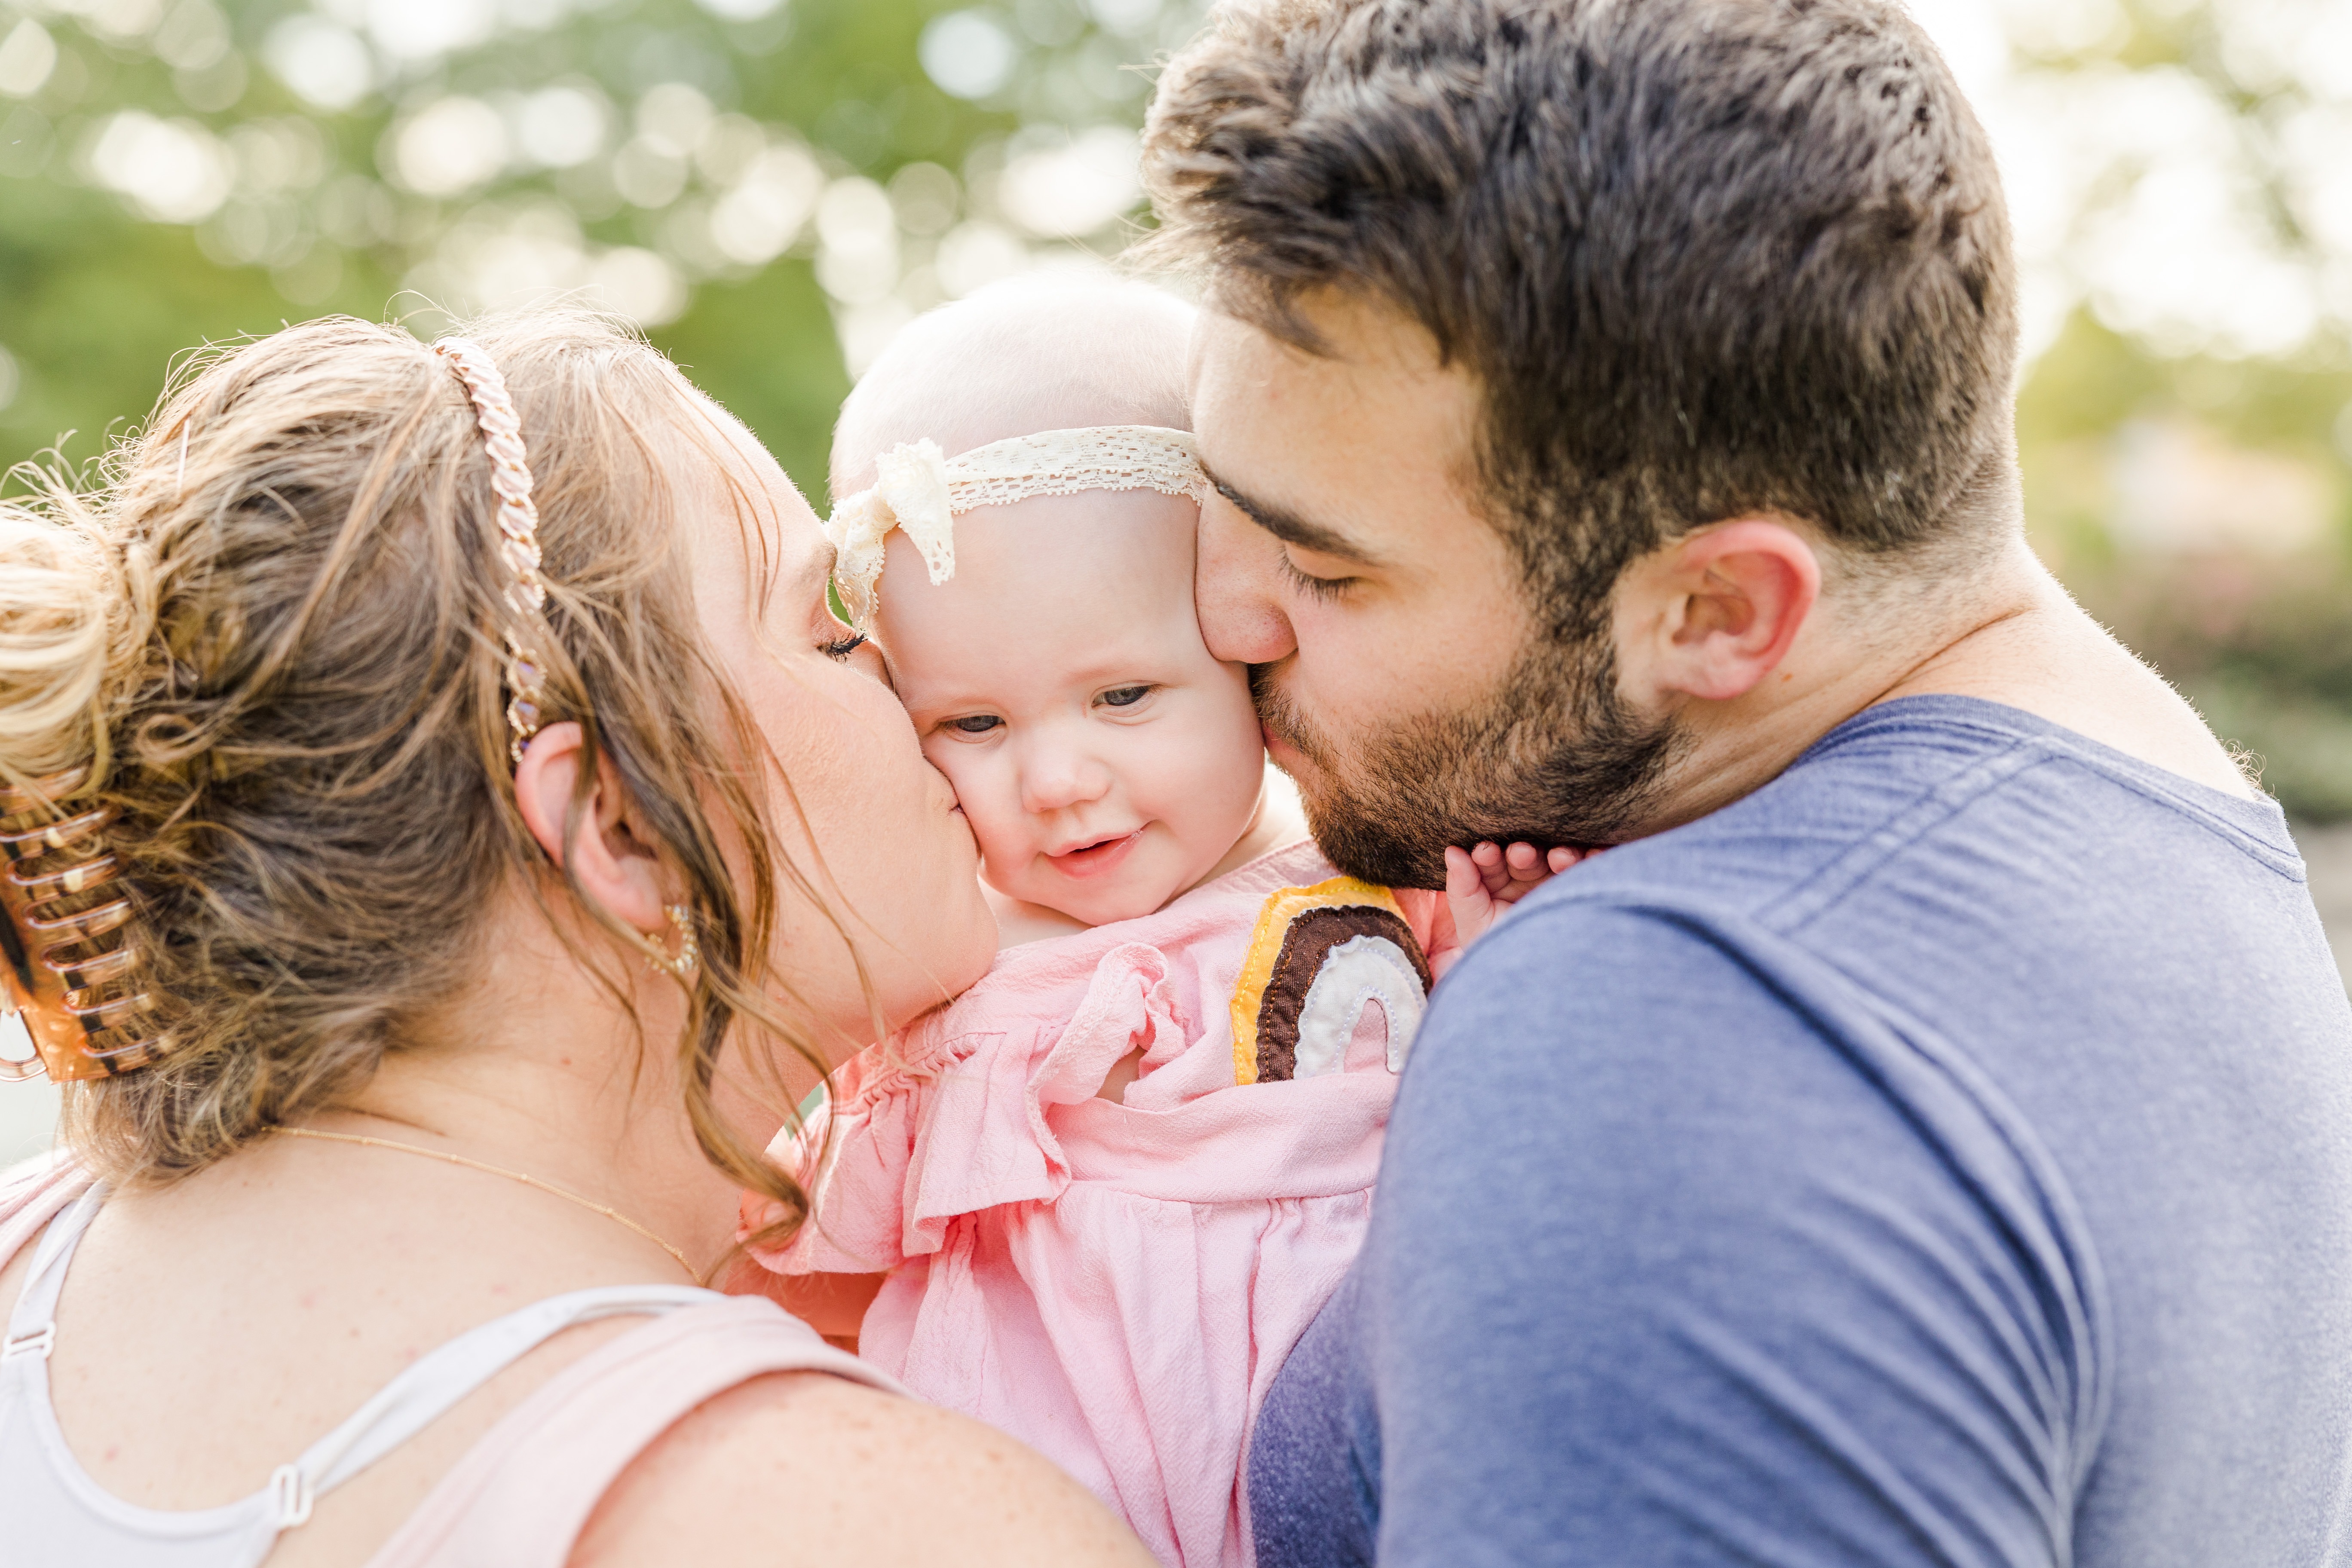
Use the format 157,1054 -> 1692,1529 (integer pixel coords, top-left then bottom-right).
757,943 -> 1188,1275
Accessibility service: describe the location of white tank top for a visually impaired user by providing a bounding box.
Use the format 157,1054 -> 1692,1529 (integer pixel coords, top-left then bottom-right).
0,1182 -> 733,1568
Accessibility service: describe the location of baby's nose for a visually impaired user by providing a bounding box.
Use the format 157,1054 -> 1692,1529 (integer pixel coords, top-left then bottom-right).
1019,743 -> 1113,815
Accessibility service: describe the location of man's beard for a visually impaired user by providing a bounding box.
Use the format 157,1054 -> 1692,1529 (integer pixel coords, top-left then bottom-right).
1256,634 -> 1685,891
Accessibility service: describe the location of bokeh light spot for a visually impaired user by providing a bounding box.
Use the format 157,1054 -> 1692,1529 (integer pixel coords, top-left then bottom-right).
920,10 -> 1020,101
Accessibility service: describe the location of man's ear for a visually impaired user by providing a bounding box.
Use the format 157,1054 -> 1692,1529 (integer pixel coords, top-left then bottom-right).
512,721 -> 669,931
1617,518 -> 1821,706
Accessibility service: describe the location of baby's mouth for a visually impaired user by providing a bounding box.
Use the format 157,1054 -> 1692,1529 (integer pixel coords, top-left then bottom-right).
1048,829 -> 1144,879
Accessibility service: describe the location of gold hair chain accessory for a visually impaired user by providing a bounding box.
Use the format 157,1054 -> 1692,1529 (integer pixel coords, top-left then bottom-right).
273,1125 -> 698,1279
432,337 -> 548,767
433,340 -> 700,996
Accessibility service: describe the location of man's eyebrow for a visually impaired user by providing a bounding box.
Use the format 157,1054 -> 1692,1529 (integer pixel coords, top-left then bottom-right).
1210,477 -> 1381,567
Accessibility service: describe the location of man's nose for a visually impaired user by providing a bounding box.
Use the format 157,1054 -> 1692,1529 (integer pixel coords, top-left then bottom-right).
1194,491 -> 1299,668
1020,735 -> 1115,815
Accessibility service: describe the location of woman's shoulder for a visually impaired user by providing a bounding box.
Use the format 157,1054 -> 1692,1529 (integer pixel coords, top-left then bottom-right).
0,1152 -> 87,1280
371,1293 -> 1148,1567
574,1369 -> 1152,1567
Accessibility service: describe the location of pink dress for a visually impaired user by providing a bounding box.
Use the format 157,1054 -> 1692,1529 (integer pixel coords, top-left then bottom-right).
749,839 -> 1443,1568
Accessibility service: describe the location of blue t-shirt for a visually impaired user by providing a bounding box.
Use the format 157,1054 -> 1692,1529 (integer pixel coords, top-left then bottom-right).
1250,696 -> 2352,1567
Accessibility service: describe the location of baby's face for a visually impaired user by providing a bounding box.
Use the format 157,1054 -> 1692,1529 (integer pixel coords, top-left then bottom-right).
877,488 -> 1267,926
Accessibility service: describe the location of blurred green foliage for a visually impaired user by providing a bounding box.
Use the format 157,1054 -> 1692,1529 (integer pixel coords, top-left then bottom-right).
0,0 -> 1185,497
1994,0 -> 2352,816
2,0 -> 2349,814
2021,313 -> 2352,816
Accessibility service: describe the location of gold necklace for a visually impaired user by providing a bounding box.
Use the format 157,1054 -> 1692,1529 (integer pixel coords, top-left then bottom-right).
273,1125 -> 698,1280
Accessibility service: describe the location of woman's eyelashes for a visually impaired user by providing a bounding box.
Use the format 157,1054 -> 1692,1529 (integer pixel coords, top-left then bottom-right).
820,629 -> 895,690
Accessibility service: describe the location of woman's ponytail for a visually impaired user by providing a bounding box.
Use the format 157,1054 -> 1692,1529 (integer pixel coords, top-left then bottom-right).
0,502 -> 119,791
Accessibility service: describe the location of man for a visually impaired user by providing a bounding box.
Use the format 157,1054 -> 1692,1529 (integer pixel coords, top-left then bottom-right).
1141,1 -> 2352,1563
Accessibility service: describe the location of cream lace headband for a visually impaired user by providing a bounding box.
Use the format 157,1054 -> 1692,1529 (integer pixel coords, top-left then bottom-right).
824,425 -> 1210,631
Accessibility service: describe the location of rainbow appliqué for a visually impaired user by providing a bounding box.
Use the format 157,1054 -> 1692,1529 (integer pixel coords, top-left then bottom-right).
1229,876 -> 1433,1085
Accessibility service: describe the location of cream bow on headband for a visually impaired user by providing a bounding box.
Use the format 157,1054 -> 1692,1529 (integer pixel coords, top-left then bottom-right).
823,425 -> 1211,631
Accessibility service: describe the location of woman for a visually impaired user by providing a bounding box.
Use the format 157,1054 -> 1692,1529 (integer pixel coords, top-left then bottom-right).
0,313 -> 1154,1565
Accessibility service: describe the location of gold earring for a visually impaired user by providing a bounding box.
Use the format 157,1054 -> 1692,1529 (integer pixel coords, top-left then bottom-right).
638,903 -> 698,982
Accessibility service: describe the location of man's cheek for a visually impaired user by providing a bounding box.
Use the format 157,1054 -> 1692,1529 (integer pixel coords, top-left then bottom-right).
1296,644 -> 1391,728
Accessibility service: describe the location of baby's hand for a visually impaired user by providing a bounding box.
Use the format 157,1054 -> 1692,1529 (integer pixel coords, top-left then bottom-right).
1439,842 -> 1588,965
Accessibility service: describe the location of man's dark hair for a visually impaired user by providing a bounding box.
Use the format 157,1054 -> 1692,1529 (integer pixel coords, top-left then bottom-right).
1142,0 -> 2021,641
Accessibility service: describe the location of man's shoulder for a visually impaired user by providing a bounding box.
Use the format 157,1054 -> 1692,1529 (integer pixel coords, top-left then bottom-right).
1451,698 -> 2040,952
1401,683 -> 2337,1190
1484,694 -> 2309,982
1406,888 -> 1863,1143
1427,693 -> 2334,1113
1337,700 -> 2352,1568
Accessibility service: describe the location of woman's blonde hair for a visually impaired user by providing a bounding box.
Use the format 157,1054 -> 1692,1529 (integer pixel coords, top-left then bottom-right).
0,311 -> 832,1256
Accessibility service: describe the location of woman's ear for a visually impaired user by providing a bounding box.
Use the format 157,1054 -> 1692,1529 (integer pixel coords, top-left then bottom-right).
1615,518 -> 1821,707
512,721 -> 669,931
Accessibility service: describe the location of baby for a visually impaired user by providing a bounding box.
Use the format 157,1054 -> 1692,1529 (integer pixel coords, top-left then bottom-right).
741,280 -> 1571,1568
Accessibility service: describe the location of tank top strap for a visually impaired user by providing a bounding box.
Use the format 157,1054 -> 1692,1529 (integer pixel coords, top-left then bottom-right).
3,1181 -> 106,1360
364,1293 -> 904,1568
272,1283 -> 723,1527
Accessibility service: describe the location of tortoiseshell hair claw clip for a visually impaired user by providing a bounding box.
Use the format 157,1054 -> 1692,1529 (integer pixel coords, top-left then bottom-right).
0,768 -> 163,1083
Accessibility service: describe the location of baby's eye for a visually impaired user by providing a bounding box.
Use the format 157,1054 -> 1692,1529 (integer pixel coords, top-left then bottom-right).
1098,685 -> 1153,709
945,714 -> 1003,735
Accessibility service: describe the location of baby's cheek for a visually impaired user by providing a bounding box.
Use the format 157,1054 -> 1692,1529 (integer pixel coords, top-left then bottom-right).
1131,708 -> 1264,845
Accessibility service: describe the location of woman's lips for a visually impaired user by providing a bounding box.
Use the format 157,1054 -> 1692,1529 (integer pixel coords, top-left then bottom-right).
1049,829 -> 1143,880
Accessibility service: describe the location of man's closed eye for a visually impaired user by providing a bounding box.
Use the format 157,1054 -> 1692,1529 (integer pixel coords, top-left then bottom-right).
1281,553 -> 1357,603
